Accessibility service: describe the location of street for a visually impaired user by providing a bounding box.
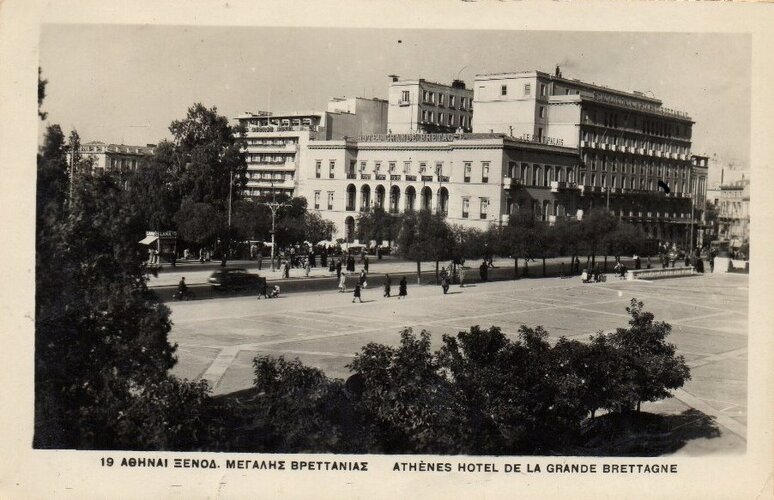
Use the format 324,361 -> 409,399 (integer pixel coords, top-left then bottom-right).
167,270 -> 748,455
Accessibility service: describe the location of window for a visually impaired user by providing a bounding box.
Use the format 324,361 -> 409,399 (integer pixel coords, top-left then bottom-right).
480,198 -> 489,219
329,160 -> 335,178
501,85 -> 508,96
482,162 -> 489,183
422,110 -> 428,122
401,90 -> 410,103
435,161 -> 444,176
315,160 -> 322,178
464,162 -> 472,182
540,84 -> 546,96
419,162 -> 427,173
327,191 -> 334,210
360,161 -> 367,172
403,161 -> 411,174
449,95 -> 455,108
449,114 -> 455,126
314,191 -> 320,210
539,106 -> 545,118
462,198 -> 470,218
388,161 -> 396,173
375,161 -> 382,173
460,97 -> 466,109
524,84 -> 531,96
439,94 -> 445,106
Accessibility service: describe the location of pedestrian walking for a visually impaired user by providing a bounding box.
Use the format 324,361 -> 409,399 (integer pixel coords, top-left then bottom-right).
574,256 -> 581,274
441,275 -> 450,294
359,268 -> 368,288
352,283 -> 363,303
383,274 -> 391,297
304,258 -> 311,277
364,255 -> 369,273
283,260 -> 290,279
459,266 -> 465,287
257,253 -> 263,270
479,262 -> 488,282
398,276 -> 407,299
336,259 -> 342,279
339,273 -> 347,293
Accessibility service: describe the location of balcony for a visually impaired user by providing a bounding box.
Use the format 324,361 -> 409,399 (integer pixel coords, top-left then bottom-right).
375,174 -> 386,180
346,173 -> 357,179
390,174 -> 401,181
405,175 -> 417,181
550,180 -> 575,193
398,99 -> 411,107
439,176 -> 450,182
360,174 -> 372,180
421,175 -> 434,182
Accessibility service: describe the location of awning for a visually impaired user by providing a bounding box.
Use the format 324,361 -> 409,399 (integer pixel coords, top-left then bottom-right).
139,235 -> 158,246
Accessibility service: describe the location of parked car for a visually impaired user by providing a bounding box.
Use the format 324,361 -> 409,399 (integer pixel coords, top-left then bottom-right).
208,267 -> 266,292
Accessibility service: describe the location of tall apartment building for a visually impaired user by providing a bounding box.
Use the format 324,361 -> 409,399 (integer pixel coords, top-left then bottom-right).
69,141 -> 156,175
387,77 -> 474,134
235,97 -> 387,199
716,177 -> 750,249
473,69 -> 698,245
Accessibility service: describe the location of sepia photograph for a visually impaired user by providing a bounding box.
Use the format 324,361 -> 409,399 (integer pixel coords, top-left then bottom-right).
2,1 -> 773,498
34,24 -> 751,455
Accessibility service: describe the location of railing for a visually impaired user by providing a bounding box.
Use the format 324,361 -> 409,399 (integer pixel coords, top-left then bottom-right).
346,173 -> 357,179
421,175 -> 433,182
375,174 -> 386,180
405,175 -> 417,181
360,174 -> 371,180
626,266 -> 695,281
390,175 -> 401,181
439,176 -> 450,182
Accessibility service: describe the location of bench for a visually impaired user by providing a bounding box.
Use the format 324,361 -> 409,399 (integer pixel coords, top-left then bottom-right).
626,266 -> 695,281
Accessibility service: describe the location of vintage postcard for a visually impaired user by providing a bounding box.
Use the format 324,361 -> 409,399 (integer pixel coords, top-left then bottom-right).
1,0 -> 772,498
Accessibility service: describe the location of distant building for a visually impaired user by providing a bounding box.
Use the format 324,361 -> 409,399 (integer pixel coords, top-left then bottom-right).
235,97 -> 387,198
716,177 -> 750,249
690,155 -> 710,247
69,141 -> 156,175
386,77 -> 473,134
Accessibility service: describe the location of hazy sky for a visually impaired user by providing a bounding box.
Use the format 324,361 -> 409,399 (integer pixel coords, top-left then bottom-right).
40,25 -> 750,173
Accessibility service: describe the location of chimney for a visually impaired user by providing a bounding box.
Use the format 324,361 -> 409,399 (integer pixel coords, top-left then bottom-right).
451,79 -> 466,89
388,74 -> 400,83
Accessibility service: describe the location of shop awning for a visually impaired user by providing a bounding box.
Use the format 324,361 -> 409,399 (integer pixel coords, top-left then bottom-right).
139,235 -> 158,246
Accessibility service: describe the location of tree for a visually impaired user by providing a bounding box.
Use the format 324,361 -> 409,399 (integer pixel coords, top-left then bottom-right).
38,67 -> 48,120
304,211 -> 337,244
606,299 -> 691,412
608,221 -> 648,260
579,208 -> 617,268
356,207 -> 399,246
500,209 -> 539,278
167,103 -> 247,264
553,218 -> 584,274
395,209 -> 453,284
231,198 -> 272,242
124,141 -> 181,232
348,329 -> 466,454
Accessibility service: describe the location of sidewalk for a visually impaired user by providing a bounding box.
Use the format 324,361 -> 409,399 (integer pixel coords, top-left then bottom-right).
146,255 -> 632,287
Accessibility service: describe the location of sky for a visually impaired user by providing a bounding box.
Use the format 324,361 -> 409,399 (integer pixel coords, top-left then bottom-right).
39,25 -> 751,183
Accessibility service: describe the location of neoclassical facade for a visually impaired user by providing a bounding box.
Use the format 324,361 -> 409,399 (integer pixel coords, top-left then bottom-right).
296,133 -> 578,242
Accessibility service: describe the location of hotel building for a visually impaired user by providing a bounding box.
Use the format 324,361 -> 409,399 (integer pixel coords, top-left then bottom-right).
69,141 -> 156,175
235,97 -> 387,198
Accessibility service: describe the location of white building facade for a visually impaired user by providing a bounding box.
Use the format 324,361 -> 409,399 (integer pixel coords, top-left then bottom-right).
387,78 -> 474,134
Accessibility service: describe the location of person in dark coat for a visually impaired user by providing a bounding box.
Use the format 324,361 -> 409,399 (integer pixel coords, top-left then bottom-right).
479,262 -> 488,282
398,276 -> 407,299
335,259 -> 342,278
321,250 -> 327,268
347,255 -> 355,273
352,283 -> 362,303
364,255 -> 369,273
383,274 -> 391,297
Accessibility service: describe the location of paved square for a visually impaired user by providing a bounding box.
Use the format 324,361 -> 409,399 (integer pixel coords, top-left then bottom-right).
168,272 -> 749,454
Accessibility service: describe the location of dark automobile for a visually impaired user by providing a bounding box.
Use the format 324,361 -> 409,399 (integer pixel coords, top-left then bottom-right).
208,267 -> 266,292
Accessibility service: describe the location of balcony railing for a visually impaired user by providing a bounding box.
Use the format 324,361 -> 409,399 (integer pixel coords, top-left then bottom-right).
390,174 -> 401,181
375,174 -> 386,180
405,175 -> 417,181
346,204 -> 355,211
421,175 -> 434,182
360,174 -> 371,180
346,173 -> 357,179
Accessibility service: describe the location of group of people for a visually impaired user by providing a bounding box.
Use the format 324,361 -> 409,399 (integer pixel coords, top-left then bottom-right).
347,273 -> 408,303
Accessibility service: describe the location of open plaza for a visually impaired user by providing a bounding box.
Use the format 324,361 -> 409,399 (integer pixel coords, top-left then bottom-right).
167,269 -> 748,455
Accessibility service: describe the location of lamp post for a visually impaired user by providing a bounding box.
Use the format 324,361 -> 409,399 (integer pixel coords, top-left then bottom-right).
263,179 -> 290,272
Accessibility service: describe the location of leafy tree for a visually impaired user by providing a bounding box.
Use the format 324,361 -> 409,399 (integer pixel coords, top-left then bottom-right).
500,209 -> 539,278
244,356 -> 359,452
231,198 -> 271,242
579,208 -> 617,267
356,207 -> 400,245
167,103 -> 247,264
606,299 -> 691,412
395,209 -> 453,284
608,222 -> 648,259
553,218 -> 584,273
348,329 -> 466,454
304,211 -> 337,244
124,141 -> 181,232
173,198 -> 226,246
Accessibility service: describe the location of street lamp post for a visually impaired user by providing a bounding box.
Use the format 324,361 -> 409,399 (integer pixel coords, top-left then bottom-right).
263,180 -> 290,272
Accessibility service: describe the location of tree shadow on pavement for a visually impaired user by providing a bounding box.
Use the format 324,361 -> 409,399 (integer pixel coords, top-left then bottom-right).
570,408 -> 723,456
